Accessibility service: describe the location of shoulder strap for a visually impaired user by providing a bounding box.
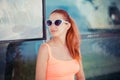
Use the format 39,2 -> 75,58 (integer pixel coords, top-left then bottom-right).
44,43 -> 52,59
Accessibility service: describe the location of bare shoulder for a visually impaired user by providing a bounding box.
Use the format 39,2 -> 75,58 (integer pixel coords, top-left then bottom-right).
39,43 -> 48,50
37,43 -> 49,59
39,39 -> 53,50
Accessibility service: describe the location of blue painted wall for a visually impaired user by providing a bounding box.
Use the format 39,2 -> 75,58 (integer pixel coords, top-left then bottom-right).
0,0 -> 120,80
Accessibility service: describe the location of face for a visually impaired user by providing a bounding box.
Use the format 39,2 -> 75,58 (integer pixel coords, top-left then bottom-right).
46,13 -> 71,37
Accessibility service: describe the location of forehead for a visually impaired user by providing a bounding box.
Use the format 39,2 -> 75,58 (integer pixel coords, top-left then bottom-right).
49,13 -> 65,20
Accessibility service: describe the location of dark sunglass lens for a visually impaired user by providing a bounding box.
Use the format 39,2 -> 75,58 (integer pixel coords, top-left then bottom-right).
55,20 -> 62,26
47,20 -> 52,26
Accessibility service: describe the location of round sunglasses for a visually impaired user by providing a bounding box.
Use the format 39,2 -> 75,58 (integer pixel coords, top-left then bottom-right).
46,19 -> 68,26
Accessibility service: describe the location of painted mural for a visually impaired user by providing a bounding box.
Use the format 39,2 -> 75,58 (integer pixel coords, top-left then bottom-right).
0,0 -> 120,80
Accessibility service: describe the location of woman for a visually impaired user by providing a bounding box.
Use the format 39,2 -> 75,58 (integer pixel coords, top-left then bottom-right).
36,9 -> 85,80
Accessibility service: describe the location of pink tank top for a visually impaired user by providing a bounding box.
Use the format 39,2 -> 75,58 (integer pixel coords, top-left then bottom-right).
45,43 -> 80,80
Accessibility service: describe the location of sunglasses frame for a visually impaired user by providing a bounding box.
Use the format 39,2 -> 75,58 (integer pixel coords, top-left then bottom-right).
46,19 -> 69,26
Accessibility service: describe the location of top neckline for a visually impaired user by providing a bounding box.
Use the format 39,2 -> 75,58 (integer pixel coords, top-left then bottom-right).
50,54 -> 75,62
45,43 -> 76,62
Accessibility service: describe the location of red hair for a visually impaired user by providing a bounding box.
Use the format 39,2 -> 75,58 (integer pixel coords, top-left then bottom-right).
51,9 -> 81,62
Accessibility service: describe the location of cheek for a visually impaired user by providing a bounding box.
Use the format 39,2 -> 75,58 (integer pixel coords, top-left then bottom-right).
60,25 -> 69,32
58,26 -> 66,32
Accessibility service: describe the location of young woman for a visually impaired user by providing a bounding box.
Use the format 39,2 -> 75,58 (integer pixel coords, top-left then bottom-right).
36,9 -> 85,80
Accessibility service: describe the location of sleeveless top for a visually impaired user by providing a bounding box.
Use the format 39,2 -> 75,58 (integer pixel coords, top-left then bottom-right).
45,43 -> 80,80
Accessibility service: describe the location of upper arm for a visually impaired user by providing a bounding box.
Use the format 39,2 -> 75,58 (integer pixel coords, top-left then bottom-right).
35,44 -> 49,80
75,60 -> 85,80
75,50 -> 85,80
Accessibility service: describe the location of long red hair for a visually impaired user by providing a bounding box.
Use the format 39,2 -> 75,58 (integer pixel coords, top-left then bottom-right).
51,9 -> 81,62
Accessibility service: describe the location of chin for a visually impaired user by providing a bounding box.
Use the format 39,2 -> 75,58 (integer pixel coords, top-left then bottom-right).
51,33 -> 60,37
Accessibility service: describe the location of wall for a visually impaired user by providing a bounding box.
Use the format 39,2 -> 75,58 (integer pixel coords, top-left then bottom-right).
0,0 -> 120,80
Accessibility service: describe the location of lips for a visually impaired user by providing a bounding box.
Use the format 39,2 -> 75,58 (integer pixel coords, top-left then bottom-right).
50,30 -> 57,33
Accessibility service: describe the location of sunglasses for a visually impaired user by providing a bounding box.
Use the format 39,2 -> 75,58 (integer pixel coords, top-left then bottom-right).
46,19 -> 68,26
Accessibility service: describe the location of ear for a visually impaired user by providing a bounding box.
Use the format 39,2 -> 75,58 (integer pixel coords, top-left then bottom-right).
66,23 -> 71,30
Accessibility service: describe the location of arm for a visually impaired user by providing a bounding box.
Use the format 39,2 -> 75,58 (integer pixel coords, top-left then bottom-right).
75,50 -> 85,80
35,44 -> 49,80
75,60 -> 85,80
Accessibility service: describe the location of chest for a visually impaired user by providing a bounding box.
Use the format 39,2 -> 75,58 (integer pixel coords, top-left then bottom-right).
47,60 -> 80,76
50,47 -> 72,60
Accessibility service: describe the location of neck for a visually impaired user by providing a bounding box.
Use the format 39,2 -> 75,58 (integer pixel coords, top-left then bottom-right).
52,35 -> 66,46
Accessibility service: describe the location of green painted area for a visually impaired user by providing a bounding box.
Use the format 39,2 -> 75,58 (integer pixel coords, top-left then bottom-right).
82,52 -> 120,79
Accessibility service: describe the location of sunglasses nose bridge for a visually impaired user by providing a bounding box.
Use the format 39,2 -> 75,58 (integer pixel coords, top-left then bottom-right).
51,21 -> 60,27
49,23 -> 57,28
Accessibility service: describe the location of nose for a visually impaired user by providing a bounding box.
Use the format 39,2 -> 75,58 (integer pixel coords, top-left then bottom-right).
49,25 -> 58,32
49,24 -> 57,29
